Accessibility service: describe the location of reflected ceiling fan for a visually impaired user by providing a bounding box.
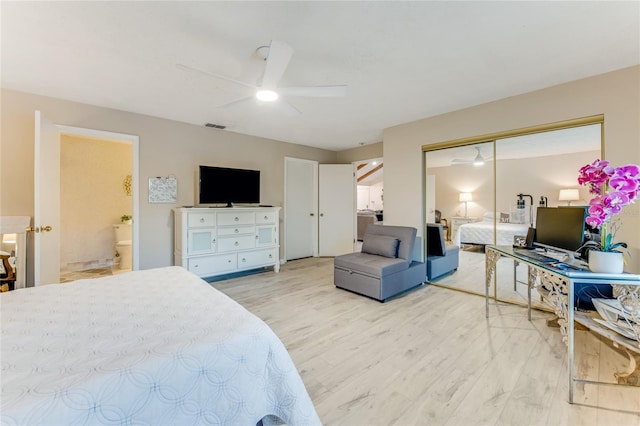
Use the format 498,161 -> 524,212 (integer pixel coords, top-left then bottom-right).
451,147 -> 493,166
177,40 -> 347,115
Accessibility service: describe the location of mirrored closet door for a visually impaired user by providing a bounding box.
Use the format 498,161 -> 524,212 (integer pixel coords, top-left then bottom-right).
425,141 -> 494,295
423,119 -> 602,309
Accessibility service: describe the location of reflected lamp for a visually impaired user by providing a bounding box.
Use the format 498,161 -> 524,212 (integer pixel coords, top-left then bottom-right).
559,189 -> 580,206
459,192 -> 472,218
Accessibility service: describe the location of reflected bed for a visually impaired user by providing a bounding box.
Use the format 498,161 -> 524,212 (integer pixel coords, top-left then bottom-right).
454,214 -> 530,247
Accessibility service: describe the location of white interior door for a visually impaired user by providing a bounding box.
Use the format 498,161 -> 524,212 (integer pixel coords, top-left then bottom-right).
34,110 -> 61,285
319,164 -> 355,256
284,157 -> 318,260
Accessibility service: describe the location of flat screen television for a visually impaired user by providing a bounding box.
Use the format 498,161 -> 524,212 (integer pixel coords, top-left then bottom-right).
534,206 -> 587,258
196,165 -> 260,206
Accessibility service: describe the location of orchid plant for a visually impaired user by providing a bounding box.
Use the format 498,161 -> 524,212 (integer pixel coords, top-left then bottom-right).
577,159 -> 640,253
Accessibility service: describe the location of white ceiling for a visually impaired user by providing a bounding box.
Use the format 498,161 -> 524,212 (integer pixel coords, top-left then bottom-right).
2,2 -> 638,152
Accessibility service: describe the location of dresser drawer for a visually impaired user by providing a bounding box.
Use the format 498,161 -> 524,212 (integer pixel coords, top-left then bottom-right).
217,211 -> 255,226
187,212 -> 216,228
255,211 -> 277,224
217,225 -> 255,236
238,248 -> 277,269
217,235 -> 255,252
187,254 -> 236,276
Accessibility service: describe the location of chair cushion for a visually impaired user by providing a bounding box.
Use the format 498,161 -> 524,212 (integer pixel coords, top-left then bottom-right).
361,235 -> 399,258
334,252 -> 408,277
363,225 -> 417,262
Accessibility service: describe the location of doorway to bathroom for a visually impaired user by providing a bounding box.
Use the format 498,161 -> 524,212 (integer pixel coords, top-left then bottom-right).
59,134 -> 134,282
34,112 -> 139,285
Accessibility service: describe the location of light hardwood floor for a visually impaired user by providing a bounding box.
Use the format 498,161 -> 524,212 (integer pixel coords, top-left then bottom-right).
212,257 -> 640,426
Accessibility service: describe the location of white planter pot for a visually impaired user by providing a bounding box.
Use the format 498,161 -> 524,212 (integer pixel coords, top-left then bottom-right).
588,251 -> 624,274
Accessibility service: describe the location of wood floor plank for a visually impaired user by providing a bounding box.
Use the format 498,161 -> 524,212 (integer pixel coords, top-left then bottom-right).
211,257 -> 640,425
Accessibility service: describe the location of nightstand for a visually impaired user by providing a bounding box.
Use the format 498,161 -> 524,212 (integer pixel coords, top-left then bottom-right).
451,216 -> 478,241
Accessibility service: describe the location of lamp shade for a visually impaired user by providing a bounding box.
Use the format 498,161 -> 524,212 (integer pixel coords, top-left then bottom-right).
558,189 -> 580,202
459,192 -> 473,202
2,233 -> 16,244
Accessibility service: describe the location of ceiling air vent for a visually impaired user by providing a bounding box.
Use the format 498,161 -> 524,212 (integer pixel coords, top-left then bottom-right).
205,123 -> 226,130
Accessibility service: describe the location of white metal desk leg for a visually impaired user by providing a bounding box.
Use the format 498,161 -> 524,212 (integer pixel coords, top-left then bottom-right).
568,280 -> 575,404
485,248 -> 500,318
527,266 -> 532,321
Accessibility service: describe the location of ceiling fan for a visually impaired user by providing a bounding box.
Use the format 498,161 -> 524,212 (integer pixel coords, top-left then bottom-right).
451,147 -> 493,166
176,40 -> 347,115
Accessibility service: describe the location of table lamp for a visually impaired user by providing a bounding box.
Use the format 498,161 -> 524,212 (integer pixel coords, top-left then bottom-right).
559,189 -> 580,206
459,192 -> 472,218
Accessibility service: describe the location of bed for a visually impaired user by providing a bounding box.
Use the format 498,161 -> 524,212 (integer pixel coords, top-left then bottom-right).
1,266 -> 320,425
454,212 -> 530,247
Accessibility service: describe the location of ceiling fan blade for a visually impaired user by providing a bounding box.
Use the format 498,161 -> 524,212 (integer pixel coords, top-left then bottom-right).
280,100 -> 301,117
451,159 -> 471,165
176,63 -> 256,90
279,85 -> 348,98
260,40 -> 293,89
215,95 -> 254,109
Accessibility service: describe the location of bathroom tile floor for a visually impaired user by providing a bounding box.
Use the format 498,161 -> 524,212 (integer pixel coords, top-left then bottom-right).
60,267 -> 116,283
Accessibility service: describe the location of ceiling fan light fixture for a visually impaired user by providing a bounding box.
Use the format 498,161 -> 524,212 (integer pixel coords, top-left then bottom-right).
256,89 -> 278,102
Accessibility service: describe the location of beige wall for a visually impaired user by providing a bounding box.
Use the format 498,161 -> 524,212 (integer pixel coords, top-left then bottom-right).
1,89 -> 337,284
384,66 -> 640,272
337,141 -> 383,163
60,135 -> 132,269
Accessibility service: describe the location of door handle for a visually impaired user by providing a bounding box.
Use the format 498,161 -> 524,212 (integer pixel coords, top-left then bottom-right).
26,225 -> 53,233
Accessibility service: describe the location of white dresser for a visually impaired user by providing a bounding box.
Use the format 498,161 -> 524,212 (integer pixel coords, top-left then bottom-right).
174,207 -> 280,279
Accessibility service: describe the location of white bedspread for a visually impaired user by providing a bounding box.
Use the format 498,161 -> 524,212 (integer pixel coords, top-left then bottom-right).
1,266 -> 320,425
455,221 -> 530,246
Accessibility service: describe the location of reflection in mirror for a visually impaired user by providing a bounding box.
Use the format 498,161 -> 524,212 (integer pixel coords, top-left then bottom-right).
425,141 -> 494,293
492,123 -> 601,309
424,123 -> 602,310
0,216 -> 30,291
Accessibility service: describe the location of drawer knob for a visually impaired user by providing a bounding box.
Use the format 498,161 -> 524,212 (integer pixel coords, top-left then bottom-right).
241,258 -> 246,263
200,218 -> 205,223
234,217 -> 239,221
234,229 -> 239,233
264,215 -> 268,220
234,241 -> 239,246
268,254 -> 273,259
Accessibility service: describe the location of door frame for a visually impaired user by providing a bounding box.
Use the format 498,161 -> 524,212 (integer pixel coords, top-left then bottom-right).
55,124 -> 140,271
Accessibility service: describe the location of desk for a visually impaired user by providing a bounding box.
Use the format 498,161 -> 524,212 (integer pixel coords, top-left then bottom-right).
485,245 -> 640,404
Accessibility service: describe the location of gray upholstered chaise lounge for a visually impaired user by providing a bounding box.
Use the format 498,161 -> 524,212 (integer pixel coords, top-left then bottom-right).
334,224 -> 426,302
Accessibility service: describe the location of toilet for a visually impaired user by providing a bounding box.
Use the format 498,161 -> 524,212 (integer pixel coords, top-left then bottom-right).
113,223 -> 132,271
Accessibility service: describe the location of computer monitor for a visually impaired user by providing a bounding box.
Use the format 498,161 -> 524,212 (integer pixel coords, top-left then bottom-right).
534,206 -> 587,259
